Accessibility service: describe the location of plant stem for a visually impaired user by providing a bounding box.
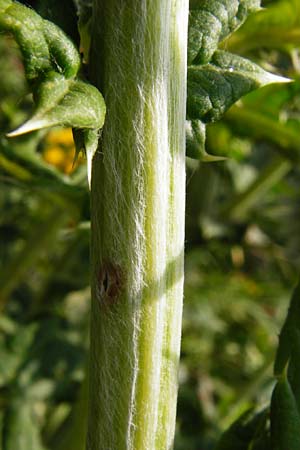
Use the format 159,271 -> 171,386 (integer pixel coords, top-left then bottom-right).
88,1 -> 188,449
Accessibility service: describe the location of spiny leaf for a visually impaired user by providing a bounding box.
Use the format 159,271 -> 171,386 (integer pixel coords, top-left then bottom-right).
7,75 -> 105,136
0,0 -> 105,186
186,120 -> 225,161
188,0 -> 261,65
0,0 -> 80,81
187,50 -> 290,123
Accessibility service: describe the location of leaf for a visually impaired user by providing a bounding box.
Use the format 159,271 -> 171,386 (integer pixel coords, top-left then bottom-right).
186,120 -> 226,161
274,278 -> 300,412
187,50 -> 290,123
224,105 -> 300,162
0,0 -> 106,185
73,0 -> 93,63
270,366 -> 300,450
188,0 -> 261,65
224,0 -> 300,53
0,0 -> 80,82
274,280 -> 300,375
7,75 -> 105,136
36,0 -> 79,46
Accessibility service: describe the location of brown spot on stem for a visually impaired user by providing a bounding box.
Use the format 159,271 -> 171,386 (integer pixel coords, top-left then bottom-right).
96,262 -> 124,308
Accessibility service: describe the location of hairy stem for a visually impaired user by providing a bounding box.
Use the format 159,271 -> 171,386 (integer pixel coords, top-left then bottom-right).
88,1 -> 188,449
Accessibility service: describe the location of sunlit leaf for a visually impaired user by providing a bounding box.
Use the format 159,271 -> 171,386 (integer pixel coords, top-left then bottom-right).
188,0 -> 261,65
225,0 -> 300,53
0,0 -> 106,185
187,50 -> 290,123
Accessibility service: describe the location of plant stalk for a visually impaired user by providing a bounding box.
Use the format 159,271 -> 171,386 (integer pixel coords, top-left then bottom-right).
88,1 -> 188,449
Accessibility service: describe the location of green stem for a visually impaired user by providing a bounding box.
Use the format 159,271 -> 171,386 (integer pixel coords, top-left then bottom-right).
88,1 -> 188,449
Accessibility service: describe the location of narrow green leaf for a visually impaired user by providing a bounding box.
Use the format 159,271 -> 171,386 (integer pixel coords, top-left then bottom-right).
188,0 -> 261,65
187,50 -> 290,123
270,367 -> 300,450
186,120 -> 225,161
273,278 -> 300,413
274,279 -> 300,375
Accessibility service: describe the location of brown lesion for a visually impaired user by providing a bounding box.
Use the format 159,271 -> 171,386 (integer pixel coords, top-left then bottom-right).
96,261 -> 124,308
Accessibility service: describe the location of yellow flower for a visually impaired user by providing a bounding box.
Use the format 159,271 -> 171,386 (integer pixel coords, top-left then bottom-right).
42,128 -> 83,174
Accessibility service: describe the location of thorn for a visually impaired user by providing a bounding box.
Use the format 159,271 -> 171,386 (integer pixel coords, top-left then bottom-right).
263,72 -> 293,85
6,119 -> 48,137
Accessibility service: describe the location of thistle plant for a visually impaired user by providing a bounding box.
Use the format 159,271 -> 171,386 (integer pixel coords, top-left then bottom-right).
0,1 -> 294,449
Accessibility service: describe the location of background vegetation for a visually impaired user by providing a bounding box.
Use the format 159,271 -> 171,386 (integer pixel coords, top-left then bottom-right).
0,0 -> 300,449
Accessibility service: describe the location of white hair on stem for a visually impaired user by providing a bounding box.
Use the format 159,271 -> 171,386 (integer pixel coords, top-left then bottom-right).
88,1 -> 188,449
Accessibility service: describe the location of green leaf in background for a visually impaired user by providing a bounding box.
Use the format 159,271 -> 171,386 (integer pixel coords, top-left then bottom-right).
0,0 -> 106,185
187,50 -> 289,123
188,0 -> 261,65
214,277 -> 300,450
73,0 -> 93,63
225,0 -> 300,54
3,401 -> 46,450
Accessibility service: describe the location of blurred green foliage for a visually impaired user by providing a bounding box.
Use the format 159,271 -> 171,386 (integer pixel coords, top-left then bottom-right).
0,0 -> 300,449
